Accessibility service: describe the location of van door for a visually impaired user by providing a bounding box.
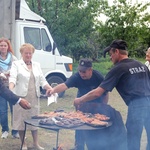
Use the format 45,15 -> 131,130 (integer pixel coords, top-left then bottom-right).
23,26 -> 56,74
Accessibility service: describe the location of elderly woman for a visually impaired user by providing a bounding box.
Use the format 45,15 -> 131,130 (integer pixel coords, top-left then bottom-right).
0,37 -> 18,139
9,43 -> 52,150
145,47 -> 150,70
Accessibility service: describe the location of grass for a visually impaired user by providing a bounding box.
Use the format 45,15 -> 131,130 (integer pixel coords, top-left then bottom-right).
0,88 -> 147,150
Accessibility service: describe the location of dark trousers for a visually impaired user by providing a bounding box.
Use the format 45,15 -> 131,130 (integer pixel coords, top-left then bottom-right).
9,102 -> 18,135
75,130 -> 85,150
126,98 -> 150,150
0,96 -> 9,132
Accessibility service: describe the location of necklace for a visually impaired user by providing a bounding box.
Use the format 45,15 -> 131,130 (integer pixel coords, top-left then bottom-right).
25,61 -> 32,65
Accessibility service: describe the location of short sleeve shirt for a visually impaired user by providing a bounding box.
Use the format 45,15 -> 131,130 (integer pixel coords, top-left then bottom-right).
100,58 -> 150,105
65,70 -> 105,103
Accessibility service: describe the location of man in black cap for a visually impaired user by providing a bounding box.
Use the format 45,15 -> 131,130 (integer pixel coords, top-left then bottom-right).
74,39 -> 150,150
48,58 -> 108,150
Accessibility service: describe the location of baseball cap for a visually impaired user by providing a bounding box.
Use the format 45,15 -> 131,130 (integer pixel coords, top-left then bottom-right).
78,58 -> 92,71
103,39 -> 128,57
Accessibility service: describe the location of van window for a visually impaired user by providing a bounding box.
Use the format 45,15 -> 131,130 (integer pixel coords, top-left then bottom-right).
41,29 -> 52,52
24,27 -> 42,50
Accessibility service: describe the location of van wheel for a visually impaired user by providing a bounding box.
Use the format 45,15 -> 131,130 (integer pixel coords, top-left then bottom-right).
47,76 -> 65,98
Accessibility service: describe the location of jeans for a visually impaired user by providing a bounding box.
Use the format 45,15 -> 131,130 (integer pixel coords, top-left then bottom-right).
8,102 -> 18,135
126,97 -> 150,150
75,130 -> 85,150
0,96 -> 9,132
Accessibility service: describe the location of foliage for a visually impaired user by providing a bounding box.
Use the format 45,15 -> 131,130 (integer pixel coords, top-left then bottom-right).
26,0 -> 102,60
26,0 -> 150,61
95,0 -> 150,57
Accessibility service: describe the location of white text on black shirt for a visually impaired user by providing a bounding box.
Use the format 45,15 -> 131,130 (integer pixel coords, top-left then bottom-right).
129,66 -> 146,74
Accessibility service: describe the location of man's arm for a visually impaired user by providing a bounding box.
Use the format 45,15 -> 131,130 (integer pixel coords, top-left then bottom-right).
102,93 -> 109,104
74,86 -> 106,106
0,79 -> 31,109
46,83 -> 68,96
18,98 -> 31,109
0,80 -> 19,105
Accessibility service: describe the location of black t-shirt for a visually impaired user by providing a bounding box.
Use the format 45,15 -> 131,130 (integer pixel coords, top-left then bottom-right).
100,58 -> 150,105
65,70 -> 105,103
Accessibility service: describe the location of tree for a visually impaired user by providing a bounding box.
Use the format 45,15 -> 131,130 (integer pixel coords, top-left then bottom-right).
26,0 -> 150,60
26,0 -> 102,61
95,0 -> 150,57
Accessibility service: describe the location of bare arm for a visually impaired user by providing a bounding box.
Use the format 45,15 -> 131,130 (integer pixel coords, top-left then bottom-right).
46,83 -> 68,96
74,87 -> 106,106
102,93 -> 109,104
0,80 -> 31,109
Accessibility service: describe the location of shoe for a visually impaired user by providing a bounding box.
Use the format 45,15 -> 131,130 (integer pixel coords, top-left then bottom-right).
33,145 -> 44,150
1,131 -> 9,139
21,145 -> 27,150
12,132 -> 20,139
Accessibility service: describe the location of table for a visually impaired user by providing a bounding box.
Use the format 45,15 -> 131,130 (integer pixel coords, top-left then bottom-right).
20,119 -> 111,150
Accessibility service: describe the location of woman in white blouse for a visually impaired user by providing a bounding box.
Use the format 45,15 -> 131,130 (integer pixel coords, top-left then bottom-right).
9,43 -> 52,150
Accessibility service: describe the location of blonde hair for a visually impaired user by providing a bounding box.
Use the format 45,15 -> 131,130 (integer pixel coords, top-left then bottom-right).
20,43 -> 35,54
0,37 -> 14,54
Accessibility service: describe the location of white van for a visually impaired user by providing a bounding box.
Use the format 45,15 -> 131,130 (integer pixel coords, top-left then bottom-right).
0,0 -> 73,97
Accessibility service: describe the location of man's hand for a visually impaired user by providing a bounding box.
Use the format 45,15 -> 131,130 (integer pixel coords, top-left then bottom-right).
19,98 -> 31,109
74,98 -> 82,109
46,88 -> 53,97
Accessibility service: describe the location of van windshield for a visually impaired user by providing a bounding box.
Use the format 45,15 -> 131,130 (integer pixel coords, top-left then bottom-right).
24,27 -> 41,50
24,27 -> 52,52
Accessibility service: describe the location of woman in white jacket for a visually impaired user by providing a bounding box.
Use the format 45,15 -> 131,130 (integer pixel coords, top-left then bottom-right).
9,43 -> 52,150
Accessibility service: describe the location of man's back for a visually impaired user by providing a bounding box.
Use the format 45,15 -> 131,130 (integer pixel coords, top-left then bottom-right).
100,58 -> 150,105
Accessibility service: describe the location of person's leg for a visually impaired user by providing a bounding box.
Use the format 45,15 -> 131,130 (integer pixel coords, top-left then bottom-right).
18,130 -> 27,148
11,129 -> 19,138
84,129 -> 112,150
31,130 -> 44,150
75,130 -> 85,150
144,105 -> 150,150
126,101 -> 145,150
8,101 -> 19,138
12,129 -> 18,135
0,96 -> 9,138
